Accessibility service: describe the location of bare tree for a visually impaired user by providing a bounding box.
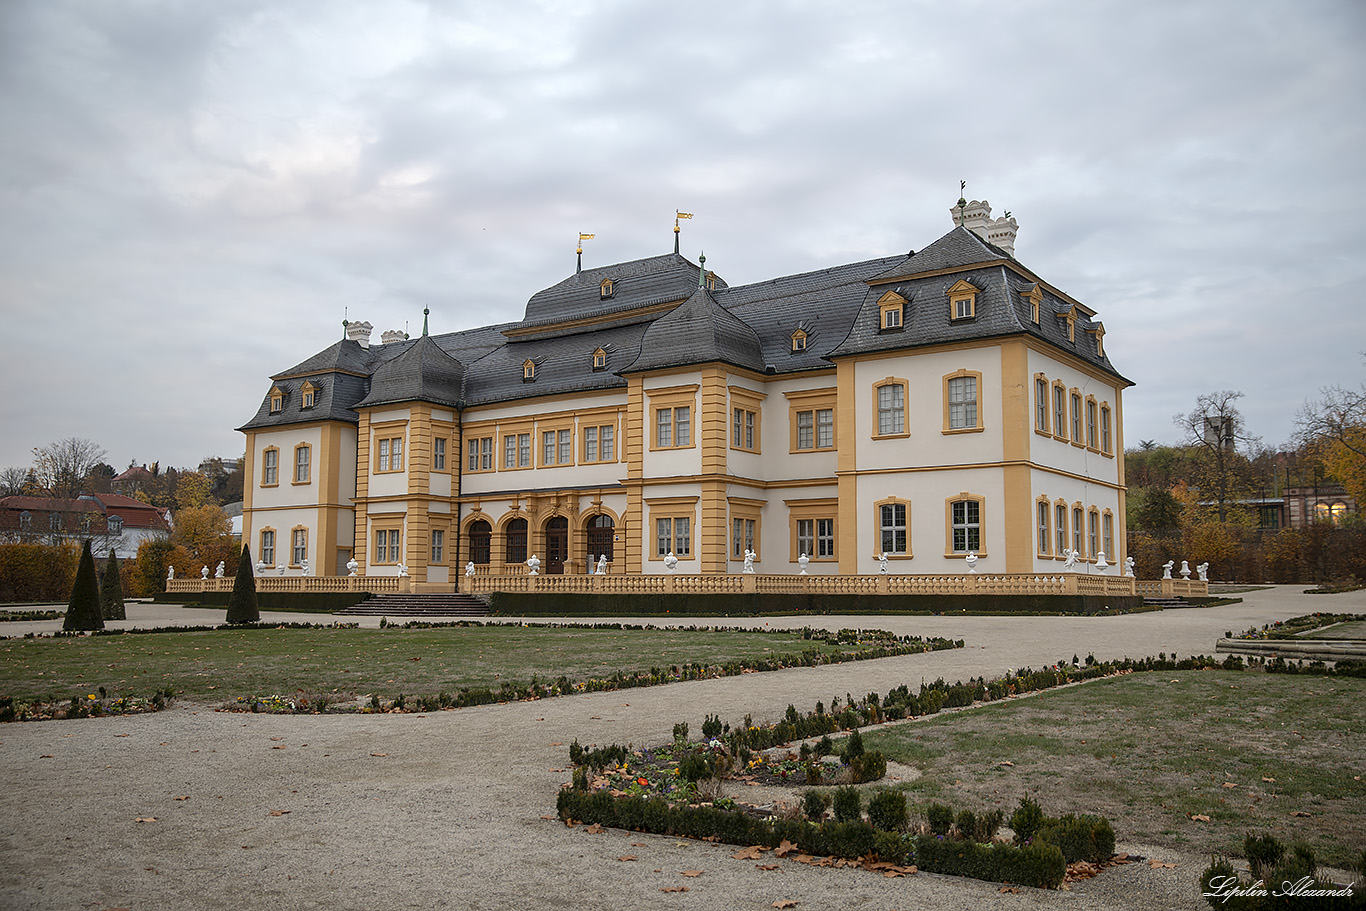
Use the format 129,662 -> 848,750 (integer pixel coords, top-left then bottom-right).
30,437 -> 108,500
0,466 -> 29,497
1296,365 -> 1366,504
1174,391 -> 1256,522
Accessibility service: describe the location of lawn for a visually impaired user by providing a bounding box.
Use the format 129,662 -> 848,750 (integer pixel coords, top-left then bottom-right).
0,624 -> 908,704
864,669 -> 1366,868
1312,620 -> 1366,640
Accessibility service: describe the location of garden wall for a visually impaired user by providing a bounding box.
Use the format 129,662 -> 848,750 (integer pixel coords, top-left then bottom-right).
488,591 -> 1142,617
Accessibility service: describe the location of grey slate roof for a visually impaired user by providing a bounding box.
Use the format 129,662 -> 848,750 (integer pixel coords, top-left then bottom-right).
519,253 -> 724,327
623,285 -> 765,374
241,225 -> 1128,431
353,334 -> 467,410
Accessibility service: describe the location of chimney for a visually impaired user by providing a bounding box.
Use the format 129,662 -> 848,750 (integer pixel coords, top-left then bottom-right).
950,199 -> 1019,257
345,320 -> 374,349
380,329 -> 408,345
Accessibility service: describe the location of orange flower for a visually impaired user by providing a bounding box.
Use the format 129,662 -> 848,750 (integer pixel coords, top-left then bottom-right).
637,777 -> 649,787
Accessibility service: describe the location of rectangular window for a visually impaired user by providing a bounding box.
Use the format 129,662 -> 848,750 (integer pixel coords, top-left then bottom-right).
558,429 -> 571,463
519,432 -> 531,467
732,408 -> 758,451
655,407 -> 691,448
1101,407 -> 1112,454
675,407 -> 690,447
1036,378 -> 1049,431
948,376 -> 978,430
656,409 -> 672,448
504,436 -> 517,469
433,438 -> 446,471
583,425 -> 613,462
674,517 -> 690,556
877,384 -> 905,435
1088,510 -> 1099,558
1102,513 -> 1114,558
431,529 -> 444,563
1086,401 -> 1098,448
1073,507 -> 1084,556
1071,393 -> 1083,443
879,502 -> 907,554
295,446 -> 310,483
817,518 -> 834,558
951,500 -> 980,553
955,297 -> 973,319
797,518 -> 814,558
467,437 -> 492,471
292,528 -> 307,565
543,431 -> 556,464
733,408 -> 742,447
1056,504 -> 1067,556
261,530 -> 275,565
375,529 -> 401,564
263,449 -> 278,485
656,517 -> 692,557
796,410 -> 813,449
816,409 -> 833,448
1054,386 -> 1066,437
378,437 -> 403,472
584,426 -> 598,463
599,426 -> 614,461
1038,501 -> 1050,554
732,518 -> 755,558
883,307 -> 902,330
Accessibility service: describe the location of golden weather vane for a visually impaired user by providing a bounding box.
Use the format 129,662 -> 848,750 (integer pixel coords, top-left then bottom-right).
674,210 -> 693,252
576,232 -> 595,274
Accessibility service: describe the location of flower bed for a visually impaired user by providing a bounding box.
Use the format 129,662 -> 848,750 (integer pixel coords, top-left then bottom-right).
0,688 -> 175,722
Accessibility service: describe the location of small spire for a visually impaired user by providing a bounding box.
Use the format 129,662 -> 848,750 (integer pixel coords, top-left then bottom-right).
342,306 -> 349,339
577,232 -> 594,274
956,180 -> 968,226
697,252 -> 707,289
674,210 -> 693,255
422,307 -> 429,337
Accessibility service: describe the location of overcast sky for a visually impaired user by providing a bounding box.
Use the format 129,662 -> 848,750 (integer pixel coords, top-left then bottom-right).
2,0 -> 1363,476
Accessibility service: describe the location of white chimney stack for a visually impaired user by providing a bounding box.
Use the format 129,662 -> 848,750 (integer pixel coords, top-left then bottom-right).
380,329 -> 408,345
950,199 -> 1019,257
345,320 -> 374,349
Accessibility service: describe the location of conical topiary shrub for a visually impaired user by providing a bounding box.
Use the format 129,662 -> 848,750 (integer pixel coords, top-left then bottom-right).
100,549 -> 126,620
63,540 -> 105,631
224,544 -> 259,624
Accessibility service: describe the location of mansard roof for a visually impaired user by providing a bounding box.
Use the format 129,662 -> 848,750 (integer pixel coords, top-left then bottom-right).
624,285 -> 764,374
519,253 -> 725,327
353,334 -> 466,410
867,225 -> 1013,282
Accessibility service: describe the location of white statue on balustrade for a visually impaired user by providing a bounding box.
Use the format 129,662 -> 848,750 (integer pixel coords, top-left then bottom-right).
879,553 -> 889,575
214,561 -> 225,578
1125,556 -> 1135,578
278,563 -> 286,575
397,562 -> 409,577
1095,552 -> 1108,573
797,553 -> 810,575
663,552 -> 678,573
256,560 -> 266,576
465,561 -> 476,577
1197,562 -> 1209,582
347,558 -> 360,577
526,554 -> 540,576
1062,549 -> 1078,571
1162,560 -> 1174,579
742,550 -> 755,574
167,566 -> 175,581
595,554 -> 608,576
200,565 -> 210,579
300,558 -> 309,576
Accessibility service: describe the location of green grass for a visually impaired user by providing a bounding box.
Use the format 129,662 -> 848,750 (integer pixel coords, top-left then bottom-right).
0,625 -> 890,703
865,670 -> 1366,868
1313,620 -> 1366,640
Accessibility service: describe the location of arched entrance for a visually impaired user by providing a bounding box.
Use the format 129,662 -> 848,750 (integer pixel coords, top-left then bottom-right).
468,520 -> 491,565
586,514 -> 614,565
545,515 -> 569,574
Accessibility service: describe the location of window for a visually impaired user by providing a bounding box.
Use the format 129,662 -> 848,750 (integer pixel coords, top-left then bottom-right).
1088,509 -> 1099,559
430,529 -> 445,564
944,371 -> 980,432
503,432 -> 532,469
730,387 -> 765,453
947,279 -> 979,320
1086,398 -> 1098,450
268,386 -> 284,413
732,517 -> 756,559
505,517 -> 528,564
873,380 -> 907,438
655,406 -> 691,448
733,407 -> 757,451
522,359 -> 536,381
583,424 -> 615,463
518,432 -> 531,467
1070,392 -> 1083,445
468,520 -> 492,564
374,528 -> 402,564
262,448 -> 279,486
19,511 -> 30,532
291,527 -> 307,565
260,529 -> 275,565
878,501 -> 908,555
592,347 -> 607,370
1055,502 -> 1067,557
1035,376 -> 1050,433
795,518 -> 835,560
377,436 -> 404,472
540,429 -> 573,466
1100,405 -> 1113,455
433,438 -> 447,471
878,291 -> 906,331
1037,499 -> 1051,555
655,517 -> 691,557
467,436 -> 493,472
301,383 -> 316,409
1102,512 -> 1114,558
1053,383 -> 1067,440
791,330 -> 808,352
49,513 -> 61,531
600,279 -> 614,299
108,515 -> 122,535
1072,506 -> 1084,557
794,407 -> 834,449
294,445 -> 310,484
950,499 -> 980,553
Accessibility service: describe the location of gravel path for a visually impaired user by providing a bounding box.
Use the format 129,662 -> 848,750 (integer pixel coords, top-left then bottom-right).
2,585 -> 1360,911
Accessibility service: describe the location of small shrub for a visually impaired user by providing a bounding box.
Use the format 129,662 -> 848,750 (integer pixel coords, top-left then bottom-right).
672,721 -> 689,742
1035,814 -> 1115,863
701,714 -> 723,739
926,802 -> 953,837
842,728 -> 864,761
848,750 -> 886,784
1010,796 -> 1045,845
814,734 -> 833,757
866,789 -> 908,832
973,809 -> 1005,843
1245,832 -> 1284,881
832,785 -> 862,823
802,789 -> 830,822
956,809 -> 977,840
677,751 -> 711,783
804,761 -> 823,785
568,739 -> 584,765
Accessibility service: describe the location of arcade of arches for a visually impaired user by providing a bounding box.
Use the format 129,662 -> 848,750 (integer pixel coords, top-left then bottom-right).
464,512 -> 616,575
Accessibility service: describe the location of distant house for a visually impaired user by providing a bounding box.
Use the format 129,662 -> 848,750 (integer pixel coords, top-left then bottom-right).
1255,484 -> 1358,530
0,493 -> 172,557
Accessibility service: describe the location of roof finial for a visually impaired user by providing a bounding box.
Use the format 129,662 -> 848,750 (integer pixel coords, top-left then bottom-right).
956,180 -> 968,227
674,210 -> 693,255
697,251 -> 707,289
577,232 -> 594,274
422,307 -> 429,337
342,306 -> 349,339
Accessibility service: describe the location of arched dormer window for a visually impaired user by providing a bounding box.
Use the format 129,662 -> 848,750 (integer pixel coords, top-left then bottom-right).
592,347 -> 607,371
268,385 -> 285,414
108,515 -> 123,534
791,329 -> 808,353
600,278 -> 615,300
522,359 -> 536,382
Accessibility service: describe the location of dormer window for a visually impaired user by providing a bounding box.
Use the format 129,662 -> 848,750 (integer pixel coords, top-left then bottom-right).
791,329 -> 808,353
947,280 -> 979,320
301,381 -> 317,410
1021,284 -> 1042,325
1089,323 -> 1105,356
108,516 -> 123,534
592,347 -> 607,371
268,386 -> 285,414
1066,311 -> 1076,342
878,291 -> 906,332
522,359 -> 536,382
600,279 -> 615,300
705,272 -> 717,291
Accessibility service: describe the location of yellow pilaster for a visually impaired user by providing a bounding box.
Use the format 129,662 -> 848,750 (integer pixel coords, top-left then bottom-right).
624,376 -> 645,572
835,358 -> 859,573
1000,340 -> 1033,572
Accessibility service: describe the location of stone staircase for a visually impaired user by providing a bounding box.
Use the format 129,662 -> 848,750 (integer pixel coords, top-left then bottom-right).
1141,596 -> 1192,609
334,593 -> 491,618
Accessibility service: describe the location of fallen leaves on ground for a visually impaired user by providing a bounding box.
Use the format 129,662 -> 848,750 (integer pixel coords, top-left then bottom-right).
1066,861 -> 1102,882
999,760 -> 1014,767
1263,776 -> 1276,782
370,752 -> 388,757
584,823 -> 604,834
1190,814 -> 1211,822
617,856 -> 637,862
1222,782 -> 1238,788
134,817 -> 157,823
680,870 -> 702,877
539,815 -> 555,821
732,846 -> 765,860
774,839 -> 797,858
1291,811 -> 1312,817
757,864 -> 779,871
660,886 -> 689,893
1000,886 -> 1021,894
1148,860 -> 1176,869
268,810 -> 290,817
173,796 -> 190,801
772,901 -> 798,909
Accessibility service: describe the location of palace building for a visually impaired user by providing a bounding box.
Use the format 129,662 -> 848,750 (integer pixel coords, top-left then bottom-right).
239,200 -> 1130,586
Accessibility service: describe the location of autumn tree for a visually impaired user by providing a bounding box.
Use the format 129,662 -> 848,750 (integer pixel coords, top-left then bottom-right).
1174,391 -> 1258,523
173,471 -> 214,510
100,550 -> 126,620
1296,371 -> 1366,506
31,438 -> 108,500
225,544 -> 259,624
171,504 -> 236,570
63,540 -> 104,631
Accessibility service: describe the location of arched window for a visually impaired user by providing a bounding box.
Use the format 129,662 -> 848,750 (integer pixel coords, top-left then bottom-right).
587,514 -> 615,563
505,517 -> 528,564
468,520 -> 492,565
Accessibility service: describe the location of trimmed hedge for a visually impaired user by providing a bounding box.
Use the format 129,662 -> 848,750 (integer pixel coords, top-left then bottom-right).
491,591 -> 1142,616
0,542 -> 80,603
154,591 -> 373,613
556,789 -> 1066,889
